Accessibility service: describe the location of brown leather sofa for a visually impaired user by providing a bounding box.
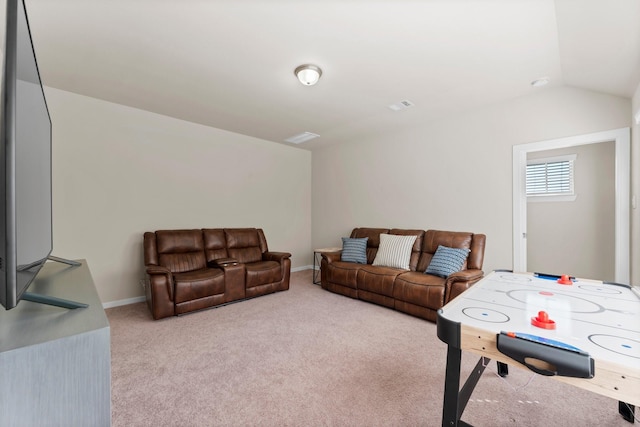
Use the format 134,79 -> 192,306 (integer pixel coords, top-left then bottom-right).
321,228 -> 486,322
143,228 -> 291,320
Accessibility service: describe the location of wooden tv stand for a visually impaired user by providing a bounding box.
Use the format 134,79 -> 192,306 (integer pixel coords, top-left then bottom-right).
0,260 -> 111,426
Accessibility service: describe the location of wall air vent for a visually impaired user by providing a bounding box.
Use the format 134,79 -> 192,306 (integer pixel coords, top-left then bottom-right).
388,100 -> 415,111
285,132 -> 320,144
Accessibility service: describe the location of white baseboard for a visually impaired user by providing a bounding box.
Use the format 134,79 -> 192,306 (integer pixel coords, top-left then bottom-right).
103,266 -> 315,308
103,296 -> 146,309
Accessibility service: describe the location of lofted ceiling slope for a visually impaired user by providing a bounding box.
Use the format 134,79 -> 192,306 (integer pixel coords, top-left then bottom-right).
25,0 -> 640,150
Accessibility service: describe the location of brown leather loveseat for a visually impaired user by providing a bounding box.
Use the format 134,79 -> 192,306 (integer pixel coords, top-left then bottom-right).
321,228 -> 486,322
143,228 -> 291,320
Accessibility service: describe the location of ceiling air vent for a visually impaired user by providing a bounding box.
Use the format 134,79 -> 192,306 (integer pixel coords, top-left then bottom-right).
285,132 -> 320,144
388,100 -> 415,111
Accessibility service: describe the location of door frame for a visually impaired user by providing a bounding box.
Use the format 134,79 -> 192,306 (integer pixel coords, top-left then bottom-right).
513,127 -> 630,284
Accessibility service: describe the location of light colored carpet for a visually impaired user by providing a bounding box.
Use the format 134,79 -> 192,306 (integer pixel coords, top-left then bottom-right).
107,270 -> 634,426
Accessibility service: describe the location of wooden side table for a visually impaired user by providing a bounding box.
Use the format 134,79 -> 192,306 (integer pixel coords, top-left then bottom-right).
313,247 -> 342,285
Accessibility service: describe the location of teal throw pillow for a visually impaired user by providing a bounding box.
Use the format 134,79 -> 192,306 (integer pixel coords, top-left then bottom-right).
425,245 -> 470,278
341,237 -> 368,264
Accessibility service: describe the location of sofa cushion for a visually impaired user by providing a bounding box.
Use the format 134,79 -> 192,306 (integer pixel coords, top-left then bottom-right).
372,233 -> 417,270
155,229 -> 206,273
203,228 -> 228,261
173,268 -> 225,304
245,261 -> 282,288
226,228 -> 263,263
393,271 -> 447,311
359,264 -> 404,298
425,245 -> 470,278
325,261 -> 361,290
341,237 -> 368,264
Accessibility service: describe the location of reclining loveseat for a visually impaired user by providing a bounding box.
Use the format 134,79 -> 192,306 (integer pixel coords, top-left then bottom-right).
143,228 -> 291,320
321,228 -> 486,322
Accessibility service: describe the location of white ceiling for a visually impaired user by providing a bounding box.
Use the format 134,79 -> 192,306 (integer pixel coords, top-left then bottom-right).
26,0 -> 640,150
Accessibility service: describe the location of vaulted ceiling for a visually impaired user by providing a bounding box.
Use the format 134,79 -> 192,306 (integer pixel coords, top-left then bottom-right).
26,0 -> 640,150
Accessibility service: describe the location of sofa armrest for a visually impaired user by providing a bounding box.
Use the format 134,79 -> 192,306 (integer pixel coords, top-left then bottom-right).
145,265 -> 174,301
146,265 -> 170,275
263,252 -> 291,262
444,269 -> 484,304
321,251 -> 342,264
208,258 -> 239,268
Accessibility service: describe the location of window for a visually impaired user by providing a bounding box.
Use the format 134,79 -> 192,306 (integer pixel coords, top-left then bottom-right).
526,154 -> 576,201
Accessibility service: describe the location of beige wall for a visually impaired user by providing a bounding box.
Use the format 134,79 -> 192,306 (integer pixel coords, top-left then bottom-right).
312,86 -> 631,275
44,83 -> 637,306
47,88 -> 311,304
632,83 -> 640,285
527,143 -> 615,281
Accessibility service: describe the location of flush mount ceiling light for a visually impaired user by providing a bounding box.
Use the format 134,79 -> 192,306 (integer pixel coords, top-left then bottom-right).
294,64 -> 322,86
531,77 -> 549,87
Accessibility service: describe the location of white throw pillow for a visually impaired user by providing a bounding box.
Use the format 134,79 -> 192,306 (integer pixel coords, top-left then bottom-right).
372,233 -> 418,270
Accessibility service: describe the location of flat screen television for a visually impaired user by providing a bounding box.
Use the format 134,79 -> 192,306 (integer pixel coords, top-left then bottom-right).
1,0 -> 84,310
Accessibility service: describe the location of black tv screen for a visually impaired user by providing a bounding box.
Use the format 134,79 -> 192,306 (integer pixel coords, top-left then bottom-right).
0,0 -> 53,310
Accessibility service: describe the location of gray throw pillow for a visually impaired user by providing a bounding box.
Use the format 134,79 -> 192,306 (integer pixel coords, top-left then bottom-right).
341,237 -> 368,264
425,245 -> 470,278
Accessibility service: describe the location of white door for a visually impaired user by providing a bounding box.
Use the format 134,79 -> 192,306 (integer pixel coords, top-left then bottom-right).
512,127 -> 630,284
526,142 -> 616,281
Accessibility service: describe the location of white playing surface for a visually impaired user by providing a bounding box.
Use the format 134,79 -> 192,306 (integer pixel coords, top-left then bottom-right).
441,271 -> 640,367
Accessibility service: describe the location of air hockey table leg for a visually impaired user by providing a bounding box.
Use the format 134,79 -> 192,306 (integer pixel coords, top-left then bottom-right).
442,344 -> 489,427
497,361 -> 509,377
618,401 -> 635,423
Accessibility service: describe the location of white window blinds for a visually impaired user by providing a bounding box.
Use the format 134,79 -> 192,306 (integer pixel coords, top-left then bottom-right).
526,155 -> 576,197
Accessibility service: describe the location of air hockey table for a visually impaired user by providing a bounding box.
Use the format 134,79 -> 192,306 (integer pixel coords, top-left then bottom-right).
437,270 -> 640,426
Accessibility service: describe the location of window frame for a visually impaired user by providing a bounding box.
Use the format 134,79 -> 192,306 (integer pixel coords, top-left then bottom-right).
526,154 -> 577,202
